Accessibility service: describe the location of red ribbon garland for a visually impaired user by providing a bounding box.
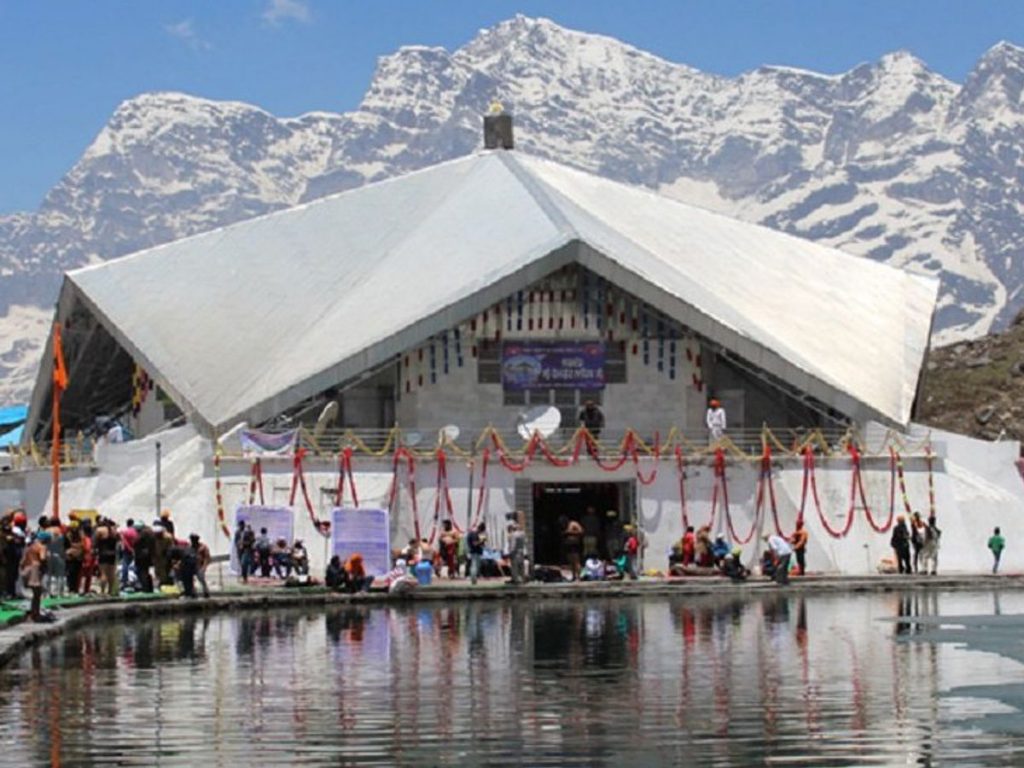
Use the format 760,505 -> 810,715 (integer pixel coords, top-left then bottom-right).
212,453 -> 232,539
289,448 -> 330,536
335,447 -> 360,508
675,446 -> 690,530
722,448 -> 761,545
387,448 -> 422,541
247,457 -> 265,506
631,432 -> 660,486
429,449 -> 456,544
709,448 -> 729,535
852,444 -> 893,534
753,444 -> 784,537
471,449 -> 490,530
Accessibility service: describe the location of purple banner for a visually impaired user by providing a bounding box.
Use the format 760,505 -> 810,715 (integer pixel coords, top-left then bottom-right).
502,342 -> 605,390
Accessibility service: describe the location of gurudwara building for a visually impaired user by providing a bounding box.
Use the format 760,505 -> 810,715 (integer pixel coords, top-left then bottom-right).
11,118 -> 1020,575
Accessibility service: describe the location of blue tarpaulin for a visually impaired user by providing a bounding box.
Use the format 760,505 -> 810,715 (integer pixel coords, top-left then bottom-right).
0,405 -> 27,447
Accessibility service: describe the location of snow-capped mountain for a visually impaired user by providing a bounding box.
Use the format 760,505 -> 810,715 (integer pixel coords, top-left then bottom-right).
2,15 -> 1024,404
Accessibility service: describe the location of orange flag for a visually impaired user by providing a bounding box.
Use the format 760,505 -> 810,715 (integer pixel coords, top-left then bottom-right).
53,323 -> 68,393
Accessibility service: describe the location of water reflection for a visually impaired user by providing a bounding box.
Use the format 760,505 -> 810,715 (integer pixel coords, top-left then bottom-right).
1,592 -> 1023,766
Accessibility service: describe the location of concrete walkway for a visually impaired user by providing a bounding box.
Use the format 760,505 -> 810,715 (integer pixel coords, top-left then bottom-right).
2,572 -> 1022,669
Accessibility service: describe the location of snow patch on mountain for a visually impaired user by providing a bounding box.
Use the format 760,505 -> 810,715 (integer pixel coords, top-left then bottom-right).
2,15 -> 1024,404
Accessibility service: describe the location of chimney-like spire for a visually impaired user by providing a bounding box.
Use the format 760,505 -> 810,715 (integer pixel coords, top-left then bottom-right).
483,101 -> 514,150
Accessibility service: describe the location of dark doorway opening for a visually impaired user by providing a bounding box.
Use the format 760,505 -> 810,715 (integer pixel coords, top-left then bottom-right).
531,482 -> 631,565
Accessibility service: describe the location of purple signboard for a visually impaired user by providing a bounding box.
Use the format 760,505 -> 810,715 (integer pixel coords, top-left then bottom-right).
502,341 -> 605,390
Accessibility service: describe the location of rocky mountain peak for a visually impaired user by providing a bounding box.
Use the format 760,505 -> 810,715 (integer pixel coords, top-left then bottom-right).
0,17 -> 1023,405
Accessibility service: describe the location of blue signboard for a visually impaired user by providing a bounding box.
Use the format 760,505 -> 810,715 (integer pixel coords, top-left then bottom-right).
501,341 -> 605,390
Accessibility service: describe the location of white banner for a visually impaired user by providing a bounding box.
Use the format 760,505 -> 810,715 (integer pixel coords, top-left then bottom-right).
230,504 -> 295,573
330,507 -> 390,577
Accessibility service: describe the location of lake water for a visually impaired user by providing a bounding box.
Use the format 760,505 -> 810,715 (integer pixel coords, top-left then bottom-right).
2,590 -> 1024,766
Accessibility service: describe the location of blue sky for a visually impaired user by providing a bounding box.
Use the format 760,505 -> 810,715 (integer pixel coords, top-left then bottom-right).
1,0 -> 1022,214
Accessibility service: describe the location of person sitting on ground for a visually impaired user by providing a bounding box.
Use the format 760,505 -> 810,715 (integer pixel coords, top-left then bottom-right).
401,538 -> 420,564
711,534 -> 731,567
325,555 -> 345,590
695,525 -> 714,568
668,542 -> 684,569
722,546 -> 749,582
386,559 -> 417,595
291,540 -> 309,576
344,553 -> 372,593
582,555 -> 605,581
271,537 -> 292,578
563,518 -> 584,582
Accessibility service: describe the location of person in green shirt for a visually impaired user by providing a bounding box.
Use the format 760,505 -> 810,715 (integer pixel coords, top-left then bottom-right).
988,527 -> 1006,574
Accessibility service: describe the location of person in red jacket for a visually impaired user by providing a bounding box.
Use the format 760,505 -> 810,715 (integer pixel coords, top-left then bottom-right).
681,526 -> 696,566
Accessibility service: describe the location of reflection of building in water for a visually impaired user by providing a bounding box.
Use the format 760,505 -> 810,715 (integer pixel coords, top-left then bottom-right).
5,595 -> 1024,763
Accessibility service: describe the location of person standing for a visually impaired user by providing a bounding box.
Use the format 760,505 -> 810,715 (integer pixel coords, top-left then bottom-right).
439,520 -> 460,579
578,400 -> 605,439
191,534 -> 211,598
910,512 -> 925,573
623,525 -> 640,580
989,527 -> 1006,574
79,518 -> 96,595
508,517 -> 528,585
95,518 -> 119,597
133,521 -> 155,593
681,525 -> 696,566
920,516 -> 941,576
891,516 -> 913,575
563,517 -> 584,581
20,530 -> 49,622
44,517 -> 67,598
765,534 -> 793,585
255,527 -> 272,578
119,518 -> 138,590
467,522 -> 486,585
789,520 -> 809,576
239,524 -> 256,583
705,398 -> 727,444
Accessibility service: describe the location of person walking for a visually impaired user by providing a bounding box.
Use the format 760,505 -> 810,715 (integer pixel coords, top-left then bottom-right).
988,527 -> 1006,574
891,516 -> 913,575
765,534 -> 793,585
467,522 -> 486,585
789,520 -> 809,576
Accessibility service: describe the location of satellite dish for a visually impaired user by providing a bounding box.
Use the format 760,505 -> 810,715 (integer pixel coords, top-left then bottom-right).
439,424 -> 460,444
403,431 -> 423,448
312,401 -> 339,441
516,405 -> 561,440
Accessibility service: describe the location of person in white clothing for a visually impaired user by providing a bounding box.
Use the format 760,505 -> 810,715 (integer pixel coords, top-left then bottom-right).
765,534 -> 793,585
705,398 -> 727,443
